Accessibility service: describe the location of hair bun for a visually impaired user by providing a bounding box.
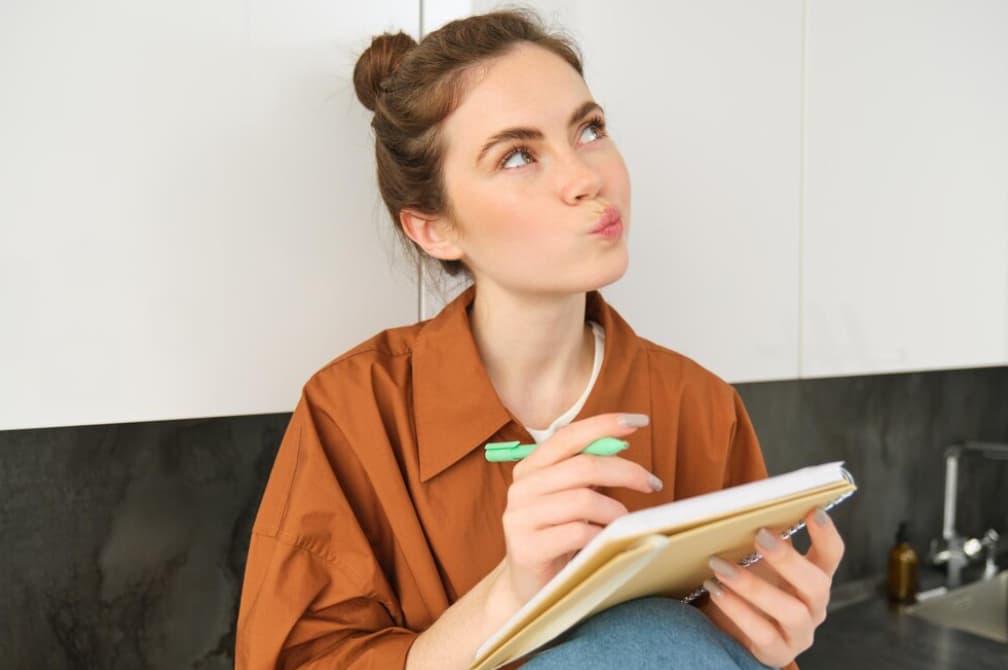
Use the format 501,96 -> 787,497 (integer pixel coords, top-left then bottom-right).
353,31 -> 418,112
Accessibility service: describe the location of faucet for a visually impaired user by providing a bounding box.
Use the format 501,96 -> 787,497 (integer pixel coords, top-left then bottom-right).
928,441 -> 1008,588
980,528 -> 1000,579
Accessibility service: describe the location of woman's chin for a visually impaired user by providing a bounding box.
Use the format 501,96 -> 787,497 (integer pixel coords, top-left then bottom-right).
586,254 -> 629,292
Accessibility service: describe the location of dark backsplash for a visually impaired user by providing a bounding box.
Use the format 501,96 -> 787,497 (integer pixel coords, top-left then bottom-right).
2,365 -> 1007,668
0,412 -> 290,668
736,365 -> 1008,585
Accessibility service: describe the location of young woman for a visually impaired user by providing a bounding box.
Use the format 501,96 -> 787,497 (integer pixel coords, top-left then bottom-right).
235,9 -> 844,670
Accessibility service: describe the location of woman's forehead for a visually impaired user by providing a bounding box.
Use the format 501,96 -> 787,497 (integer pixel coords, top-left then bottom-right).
445,44 -> 592,147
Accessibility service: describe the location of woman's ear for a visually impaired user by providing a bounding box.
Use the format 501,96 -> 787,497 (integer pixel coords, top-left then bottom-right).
399,208 -> 464,261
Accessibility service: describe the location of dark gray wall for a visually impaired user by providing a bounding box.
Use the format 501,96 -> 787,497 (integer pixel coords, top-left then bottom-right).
736,366 -> 1008,586
2,366 -> 1007,668
0,414 -> 289,669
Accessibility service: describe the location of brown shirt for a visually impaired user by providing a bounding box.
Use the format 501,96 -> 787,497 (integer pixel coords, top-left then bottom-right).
236,285 -> 772,669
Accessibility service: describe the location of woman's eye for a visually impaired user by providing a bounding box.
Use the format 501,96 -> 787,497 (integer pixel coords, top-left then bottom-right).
500,147 -> 533,170
498,119 -> 606,171
580,119 -> 606,143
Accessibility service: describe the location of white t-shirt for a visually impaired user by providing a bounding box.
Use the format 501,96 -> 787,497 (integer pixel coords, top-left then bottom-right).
524,320 -> 605,444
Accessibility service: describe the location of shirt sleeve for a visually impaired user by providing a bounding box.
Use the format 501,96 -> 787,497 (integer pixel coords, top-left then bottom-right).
235,389 -> 417,670
722,388 -> 770,488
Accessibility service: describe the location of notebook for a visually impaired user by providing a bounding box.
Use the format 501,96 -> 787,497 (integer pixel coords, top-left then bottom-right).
469,461 -> 857,670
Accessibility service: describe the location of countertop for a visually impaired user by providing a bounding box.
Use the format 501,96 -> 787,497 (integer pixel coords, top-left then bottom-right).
796,568 -> 1007,669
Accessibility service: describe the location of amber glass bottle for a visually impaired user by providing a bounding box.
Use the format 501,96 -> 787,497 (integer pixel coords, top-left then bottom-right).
887,521 -> 919,605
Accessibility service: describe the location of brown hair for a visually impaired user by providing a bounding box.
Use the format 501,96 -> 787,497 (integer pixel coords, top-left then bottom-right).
352,7 -> 583,280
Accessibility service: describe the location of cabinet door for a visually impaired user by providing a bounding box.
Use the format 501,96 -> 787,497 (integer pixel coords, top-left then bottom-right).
0,0 -> 421,430
422,0 -> 803,384
801,0 -> 1008,377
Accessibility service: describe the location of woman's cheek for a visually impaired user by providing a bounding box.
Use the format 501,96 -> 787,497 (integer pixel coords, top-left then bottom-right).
608,152 -> 631,199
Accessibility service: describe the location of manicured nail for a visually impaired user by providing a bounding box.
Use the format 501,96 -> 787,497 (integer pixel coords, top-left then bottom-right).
756,528 -> 781,551
708,557 -> 739,579
648,474 -> 663,492
815,506 -> 830,527
619,413 -> 649,428
703,579 -> 723,597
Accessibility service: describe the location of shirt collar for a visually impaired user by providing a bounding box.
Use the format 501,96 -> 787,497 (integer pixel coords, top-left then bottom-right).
412,285 -> 654,482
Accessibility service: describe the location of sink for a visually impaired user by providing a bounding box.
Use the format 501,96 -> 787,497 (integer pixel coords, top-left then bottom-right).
905,570 -> 1008,643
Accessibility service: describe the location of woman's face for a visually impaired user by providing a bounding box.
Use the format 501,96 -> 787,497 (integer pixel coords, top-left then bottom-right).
436,42 -> 632,297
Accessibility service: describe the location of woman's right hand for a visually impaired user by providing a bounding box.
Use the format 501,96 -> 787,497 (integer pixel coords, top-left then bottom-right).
495,412 -> 662,609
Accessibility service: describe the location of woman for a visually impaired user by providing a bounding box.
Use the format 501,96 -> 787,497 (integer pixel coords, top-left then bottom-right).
235,8 -> 844,670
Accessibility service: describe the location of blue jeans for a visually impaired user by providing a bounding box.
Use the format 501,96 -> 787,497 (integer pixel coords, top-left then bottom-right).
520,597 -> 775,670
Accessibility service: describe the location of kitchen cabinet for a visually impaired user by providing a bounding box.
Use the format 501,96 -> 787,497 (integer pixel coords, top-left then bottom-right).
801,0 -> 1008,377
0,0 -> 421,430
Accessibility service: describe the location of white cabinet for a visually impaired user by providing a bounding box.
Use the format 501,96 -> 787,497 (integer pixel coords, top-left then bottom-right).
425,0 -> 805,384
801,0 -> 1008,377
4,1 -> 1005,432
0,0 -> 421,430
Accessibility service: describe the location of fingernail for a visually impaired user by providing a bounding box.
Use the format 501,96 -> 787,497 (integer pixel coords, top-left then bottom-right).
708,557 -> 739,579
648,474 -> 663,492
703,579 -> 723,597
619,413 -> 649,428
756,528 -> 781,551
815,506 -> 830,527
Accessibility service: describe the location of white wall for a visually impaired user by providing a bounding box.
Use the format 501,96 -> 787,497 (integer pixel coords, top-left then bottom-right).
801,0 -> 1008,377
0,1 -> 421,430
3,1 -> 1006,431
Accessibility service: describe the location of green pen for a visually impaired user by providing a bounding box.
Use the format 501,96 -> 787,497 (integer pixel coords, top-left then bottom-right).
483,436 -> 628,462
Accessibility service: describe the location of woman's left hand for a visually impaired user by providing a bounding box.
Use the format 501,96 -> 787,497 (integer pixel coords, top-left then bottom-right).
700,506 -> 845,668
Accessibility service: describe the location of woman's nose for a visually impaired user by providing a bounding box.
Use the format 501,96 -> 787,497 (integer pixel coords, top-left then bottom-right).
557,152 -> 604,204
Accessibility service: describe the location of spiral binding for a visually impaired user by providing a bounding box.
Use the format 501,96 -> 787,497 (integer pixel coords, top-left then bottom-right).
681,468 -> 856,604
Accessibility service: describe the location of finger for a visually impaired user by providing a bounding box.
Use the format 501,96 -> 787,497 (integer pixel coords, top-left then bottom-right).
707,554 -> 817,648
507,487 -> 629,530
512,453 -> 659,499
510,521 -> 604,564
804,507 -> 846,578
514,413 -> 648,474
703,579 -> 794,668
746,528 -> 831,620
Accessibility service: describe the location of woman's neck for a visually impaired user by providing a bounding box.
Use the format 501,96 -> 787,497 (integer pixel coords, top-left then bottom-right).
467,284 -> 596,431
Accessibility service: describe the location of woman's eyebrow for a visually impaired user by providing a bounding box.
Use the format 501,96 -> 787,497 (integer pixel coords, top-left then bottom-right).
475,100 -> 604,165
